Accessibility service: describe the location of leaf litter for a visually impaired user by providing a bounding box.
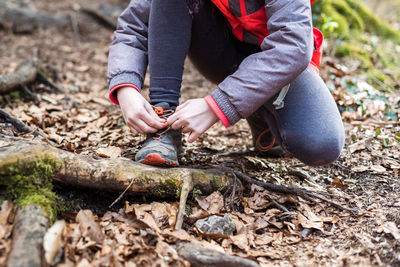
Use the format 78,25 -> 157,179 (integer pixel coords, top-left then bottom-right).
0,0 -> 400,265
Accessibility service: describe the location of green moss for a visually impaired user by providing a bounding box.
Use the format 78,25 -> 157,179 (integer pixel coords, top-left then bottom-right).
0,157 -> 63,222
190,187 -> 203,200
211,175 -> 226,192
334,41 -> 373,68
313,0 -> 400,43
151,178 -> 182,198
346,0 -> 400,42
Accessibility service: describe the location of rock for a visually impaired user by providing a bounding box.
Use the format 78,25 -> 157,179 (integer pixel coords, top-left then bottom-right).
195,215 -> 235,236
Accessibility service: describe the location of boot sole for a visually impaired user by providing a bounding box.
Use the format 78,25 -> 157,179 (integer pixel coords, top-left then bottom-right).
139,153 -> 179,167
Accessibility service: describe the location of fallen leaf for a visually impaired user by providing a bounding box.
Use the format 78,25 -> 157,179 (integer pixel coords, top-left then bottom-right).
380,222 -> 400,241
298,214 -> 324,232
331,177 -> 349,189
43,220 -> 66,265
254,233 -> 274,246
151,202 -> 178,228
131,204 -> 160,233
195,191 -> 224,215
76,210 -> 104,244
96,146 -> 122,158
0,200 -> 14,225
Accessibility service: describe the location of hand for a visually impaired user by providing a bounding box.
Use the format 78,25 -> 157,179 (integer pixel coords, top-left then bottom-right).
117,87 -> 166,135
167,98 -> 219,143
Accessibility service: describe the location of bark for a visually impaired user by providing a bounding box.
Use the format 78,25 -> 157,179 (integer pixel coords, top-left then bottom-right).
0,138 -> 231,197
6,205 -> 49,267
0,2 -> 68,33
0,58 -> 39,94
174,241 -> 260,267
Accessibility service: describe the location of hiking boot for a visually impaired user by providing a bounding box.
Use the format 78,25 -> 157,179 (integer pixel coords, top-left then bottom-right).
246,106 -> 285,156
135,102 -> 183,167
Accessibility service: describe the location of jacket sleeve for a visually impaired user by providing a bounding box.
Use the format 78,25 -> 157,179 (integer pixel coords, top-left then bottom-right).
107,0 -> 151,98
210,0 -> 313,125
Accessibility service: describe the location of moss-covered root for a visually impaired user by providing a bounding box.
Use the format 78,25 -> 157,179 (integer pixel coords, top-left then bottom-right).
0,139 -> 231,199
0,157 -> 63,222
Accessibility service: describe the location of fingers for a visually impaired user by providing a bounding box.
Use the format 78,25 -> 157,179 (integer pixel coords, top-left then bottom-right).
187,131 -> 201,143
141,111 -> 166,129
145,103 -> 165,123
129,126 -> 138,136
134,119 -> 159,133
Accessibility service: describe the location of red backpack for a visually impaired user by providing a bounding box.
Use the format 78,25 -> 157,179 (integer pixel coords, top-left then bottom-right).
210,0 -> 323,71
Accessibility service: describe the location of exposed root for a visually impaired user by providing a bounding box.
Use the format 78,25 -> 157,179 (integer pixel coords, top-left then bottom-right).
0,138 -> 231,198
0,108 -> 45,139
221,166 -> 356,214
175,172 -> 193,230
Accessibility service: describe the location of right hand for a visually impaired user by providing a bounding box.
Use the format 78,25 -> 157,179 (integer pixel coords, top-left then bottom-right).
117,87 -> 166,135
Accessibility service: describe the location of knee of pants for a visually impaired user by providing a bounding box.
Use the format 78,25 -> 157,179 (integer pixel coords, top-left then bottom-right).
283,129 -> 345,166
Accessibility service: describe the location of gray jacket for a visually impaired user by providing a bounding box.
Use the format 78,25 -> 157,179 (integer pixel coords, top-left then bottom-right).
108,0 -> 313,125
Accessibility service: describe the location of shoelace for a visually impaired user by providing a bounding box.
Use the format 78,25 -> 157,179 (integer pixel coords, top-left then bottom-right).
152,106 -> 174,140
255,128 -> 276,152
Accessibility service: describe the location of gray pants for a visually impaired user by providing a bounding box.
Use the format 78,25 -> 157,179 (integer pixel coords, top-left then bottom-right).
149,0 -> 345,165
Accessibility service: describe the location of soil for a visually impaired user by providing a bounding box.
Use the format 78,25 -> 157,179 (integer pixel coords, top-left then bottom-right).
1,0 -> 400,266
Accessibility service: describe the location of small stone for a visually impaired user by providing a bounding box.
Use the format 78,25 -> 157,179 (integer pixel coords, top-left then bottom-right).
195,215 -> 236,236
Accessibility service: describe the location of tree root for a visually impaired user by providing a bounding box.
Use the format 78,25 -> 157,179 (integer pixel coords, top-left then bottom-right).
0,138 -> 231,198
0,57 -> 61,95
221,166 -> 356,214
6,205 -> 49,267
0,58 -> 39,94
173,241 -> 260,267
0,109 -> 48,140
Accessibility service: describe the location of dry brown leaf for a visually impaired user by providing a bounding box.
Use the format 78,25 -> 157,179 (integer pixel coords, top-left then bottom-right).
187,207 -> 210,224
195,191 -> 224,215
96,146 -> 122,158
243,192 -> 272,211
43,220 -> 66,265
151,202 -> 178,228
254,217 -> 270,231
230,232 -> 249,251
0,200 -> 14,225
380,222 -> 400,241
131,204 -> 160,233
161,229 -> 192,242
331,177 -> 349,189
76,210 -> 104,244
298,214 -> 324,232
254,233 -> 274,246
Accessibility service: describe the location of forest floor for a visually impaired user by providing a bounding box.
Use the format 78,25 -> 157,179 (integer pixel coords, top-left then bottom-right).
1,0 -> 400,266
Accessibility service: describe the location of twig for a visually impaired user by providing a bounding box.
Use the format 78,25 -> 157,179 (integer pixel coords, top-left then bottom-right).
37,72 -> 65,93
0,109 -> 53,143
70,13 -> 81,43
109,178 -> 135,208
0,108 -> 32,133
21,85 -> 40,104
230,171 -> 237,211
265,194 -> 289,213
220,166 -> 355,213
175,173 -> 193,230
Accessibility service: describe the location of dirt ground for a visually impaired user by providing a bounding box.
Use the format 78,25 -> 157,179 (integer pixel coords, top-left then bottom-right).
1,0 -> 400,266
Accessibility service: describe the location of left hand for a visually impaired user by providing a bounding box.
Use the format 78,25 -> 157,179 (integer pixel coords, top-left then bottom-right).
167,98 -> 219,143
